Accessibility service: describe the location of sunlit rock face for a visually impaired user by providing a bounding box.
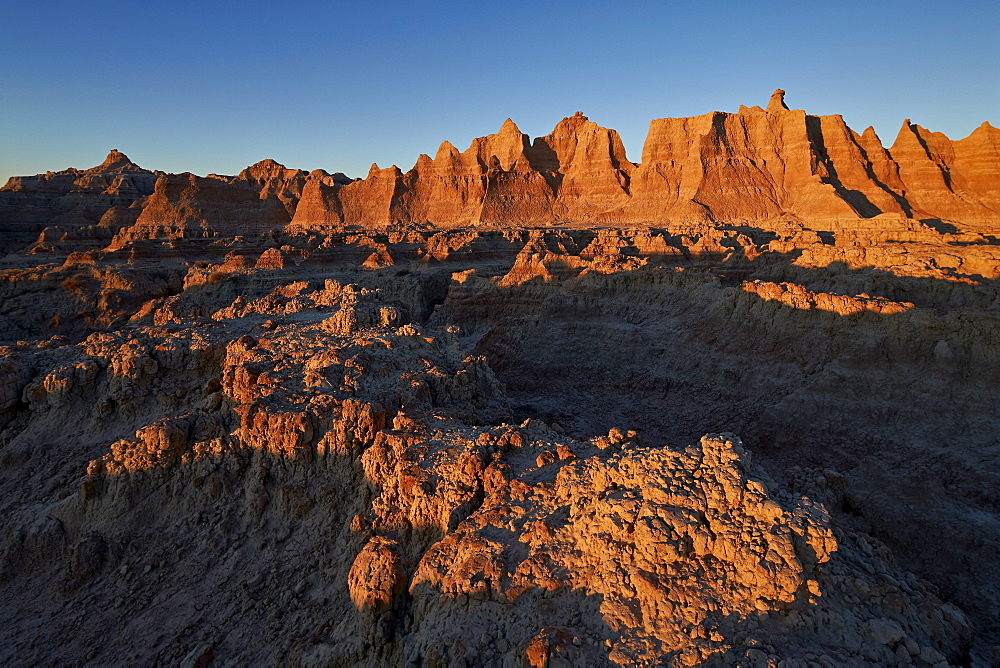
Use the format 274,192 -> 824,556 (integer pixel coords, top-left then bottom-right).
0,92 -> 998,665
0,150 -> 160,252
7,91 -> 1000,237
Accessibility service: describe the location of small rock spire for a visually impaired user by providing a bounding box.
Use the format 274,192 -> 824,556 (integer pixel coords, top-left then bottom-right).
499,118 -> 521,134
101,149 -> 128,166
767,89 -> 789,113
89,149 -> 140,173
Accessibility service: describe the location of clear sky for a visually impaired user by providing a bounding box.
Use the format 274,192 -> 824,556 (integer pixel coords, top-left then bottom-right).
2,0 -> 997,183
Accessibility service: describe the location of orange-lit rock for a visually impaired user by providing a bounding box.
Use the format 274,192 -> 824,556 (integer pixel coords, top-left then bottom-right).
110,171 -> 291,246
0,150 -> 159,250
0,92 -> 997,665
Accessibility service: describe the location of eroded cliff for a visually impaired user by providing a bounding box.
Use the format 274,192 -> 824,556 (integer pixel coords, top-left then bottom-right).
1,92 -> 999,665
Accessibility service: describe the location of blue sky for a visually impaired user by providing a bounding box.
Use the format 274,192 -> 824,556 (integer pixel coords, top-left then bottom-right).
2,0 -> 997,183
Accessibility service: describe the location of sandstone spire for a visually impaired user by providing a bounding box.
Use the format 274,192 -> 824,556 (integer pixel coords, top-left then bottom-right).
434,140 -> 460,162
766,89 -> 789,112
498,118 -> 521,135
88,149 -> 142,173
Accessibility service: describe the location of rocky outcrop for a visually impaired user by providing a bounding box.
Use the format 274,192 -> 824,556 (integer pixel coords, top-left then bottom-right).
1,91 -> 999,665
396,431 -> 969,666
4,92 -> 999,248
284,170 -> 354,232
237,159 -> 308,217
0,277 -> 978,664
338,164 -> 408,228
890,120 -> 1000,227
741,280 -> 913,315
626,93 -> 912,225
0,150 -> 159,251
543,111 -> 635,221
283,91 -> 999,230
108,172 -> 292,247
384,114 -> 633,227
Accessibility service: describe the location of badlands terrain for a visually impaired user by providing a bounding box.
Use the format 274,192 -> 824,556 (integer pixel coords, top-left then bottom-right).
0,91 -> 998,665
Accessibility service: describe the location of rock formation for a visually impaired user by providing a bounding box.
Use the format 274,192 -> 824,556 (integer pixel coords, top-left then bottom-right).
0,268 -> 982,665
107,171 -> 291,247
8,91 -> 998,240
889,119 -> 1000,228
0,150 -> 160,252
0,91 -> 999,665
